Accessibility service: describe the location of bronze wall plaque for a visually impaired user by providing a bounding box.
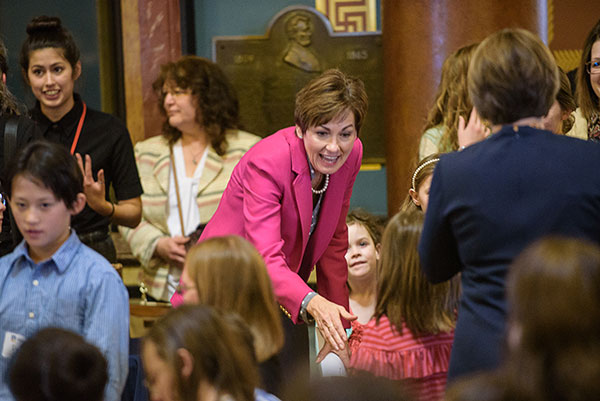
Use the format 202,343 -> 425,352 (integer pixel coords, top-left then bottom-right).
213,5 -> 383,162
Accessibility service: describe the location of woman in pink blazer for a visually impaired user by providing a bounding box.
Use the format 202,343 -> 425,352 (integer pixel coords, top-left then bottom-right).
190,69 -> 368,373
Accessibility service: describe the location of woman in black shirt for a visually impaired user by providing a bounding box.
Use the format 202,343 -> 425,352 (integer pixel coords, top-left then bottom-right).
20,15 -> 142,261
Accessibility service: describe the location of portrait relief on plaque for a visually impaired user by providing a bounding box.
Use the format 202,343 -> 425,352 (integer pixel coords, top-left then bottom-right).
213,6 -> 383,162
282,13 -> 321,72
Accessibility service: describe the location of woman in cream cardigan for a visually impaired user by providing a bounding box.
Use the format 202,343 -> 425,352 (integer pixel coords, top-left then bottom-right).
120,56 -> 260,301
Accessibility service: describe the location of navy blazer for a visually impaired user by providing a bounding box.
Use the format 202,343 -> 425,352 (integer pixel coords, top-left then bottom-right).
419,125 -> 600,380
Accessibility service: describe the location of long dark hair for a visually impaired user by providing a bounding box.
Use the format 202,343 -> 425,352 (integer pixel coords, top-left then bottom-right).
0,39 -> 21,115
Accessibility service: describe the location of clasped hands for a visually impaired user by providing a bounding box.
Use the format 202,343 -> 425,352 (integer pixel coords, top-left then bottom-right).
155,236 -> 190,267
307,293 -> 356,367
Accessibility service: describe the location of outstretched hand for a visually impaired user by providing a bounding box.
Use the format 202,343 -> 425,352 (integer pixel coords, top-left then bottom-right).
316,340 -> 351,368
75,153 -> 109,214
307,294 -> 356,353
458,107 -> 490,149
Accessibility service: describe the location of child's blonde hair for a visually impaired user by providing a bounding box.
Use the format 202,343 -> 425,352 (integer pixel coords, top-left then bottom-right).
185,235 -> 284,362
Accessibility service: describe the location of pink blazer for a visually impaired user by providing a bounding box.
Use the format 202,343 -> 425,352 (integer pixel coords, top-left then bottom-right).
198,126 -> 362,323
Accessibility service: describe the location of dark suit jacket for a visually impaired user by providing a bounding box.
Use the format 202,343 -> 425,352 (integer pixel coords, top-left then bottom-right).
419,125 -> 600,380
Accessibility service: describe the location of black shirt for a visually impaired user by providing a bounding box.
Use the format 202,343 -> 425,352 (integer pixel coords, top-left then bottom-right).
31,94 -> 143,234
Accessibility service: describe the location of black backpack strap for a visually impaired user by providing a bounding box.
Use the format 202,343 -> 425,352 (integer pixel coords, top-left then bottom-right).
1,116 -> 23,254
4,115 -> 18,171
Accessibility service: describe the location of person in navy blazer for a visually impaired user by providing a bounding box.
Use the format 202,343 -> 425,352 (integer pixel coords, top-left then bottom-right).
419,28 -> 600,381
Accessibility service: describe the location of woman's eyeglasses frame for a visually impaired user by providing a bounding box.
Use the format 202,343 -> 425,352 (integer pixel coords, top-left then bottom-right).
586,60 -> 600,75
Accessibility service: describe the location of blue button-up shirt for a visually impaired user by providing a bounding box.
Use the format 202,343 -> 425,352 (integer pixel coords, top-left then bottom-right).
0,231 -> 129,401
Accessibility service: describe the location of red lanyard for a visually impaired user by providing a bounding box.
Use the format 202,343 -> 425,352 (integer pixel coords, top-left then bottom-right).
70,101 -> 87,155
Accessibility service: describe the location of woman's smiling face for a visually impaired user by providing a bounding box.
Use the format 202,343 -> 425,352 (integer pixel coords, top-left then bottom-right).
300,110 -> 357,175
26,47 -> 80,119
590,40 -> 600,99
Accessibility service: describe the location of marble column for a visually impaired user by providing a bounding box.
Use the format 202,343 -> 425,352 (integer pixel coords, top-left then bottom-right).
121,0 -> 182,143
383,0 -> 546,213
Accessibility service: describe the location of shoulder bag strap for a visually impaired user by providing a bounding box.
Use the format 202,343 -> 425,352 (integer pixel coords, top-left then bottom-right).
169,145 -> 186,236
4,116 -> 18,170
2,116 -> 23,250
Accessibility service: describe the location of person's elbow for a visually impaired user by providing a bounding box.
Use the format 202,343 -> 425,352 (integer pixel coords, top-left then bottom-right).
117,197 -> 142,228
418,247 -> 455,284
128,208 -> 142,227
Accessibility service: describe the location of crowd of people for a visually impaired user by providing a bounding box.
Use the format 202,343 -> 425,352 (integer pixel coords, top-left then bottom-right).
1,11 -> 600,401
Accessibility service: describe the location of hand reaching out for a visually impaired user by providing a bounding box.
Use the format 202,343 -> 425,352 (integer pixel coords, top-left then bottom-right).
307,294 -> 356,353
316,339 -> 351,368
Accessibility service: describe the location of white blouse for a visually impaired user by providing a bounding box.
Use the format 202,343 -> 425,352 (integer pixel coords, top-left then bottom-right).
165,140 -> 208,297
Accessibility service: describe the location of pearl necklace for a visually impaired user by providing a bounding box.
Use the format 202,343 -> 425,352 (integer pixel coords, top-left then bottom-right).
311,174 -> 329,195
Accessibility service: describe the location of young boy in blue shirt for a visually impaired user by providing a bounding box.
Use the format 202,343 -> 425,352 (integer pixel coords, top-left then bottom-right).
0,140 -> 129,401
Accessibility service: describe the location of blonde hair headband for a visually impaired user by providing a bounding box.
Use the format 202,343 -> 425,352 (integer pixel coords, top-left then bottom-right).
411,158 -> 440,190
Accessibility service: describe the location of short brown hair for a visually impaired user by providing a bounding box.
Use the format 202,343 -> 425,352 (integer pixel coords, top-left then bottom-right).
576,19 -> 600,121
375,210 -> 460,336
185,235 -> 284,362
346,208 -> 383,247
468,29 -> 558,125
143,305 -> 258,401
295,69 -> 368,134
9,328 -> 107,401
153,56 -> 240,155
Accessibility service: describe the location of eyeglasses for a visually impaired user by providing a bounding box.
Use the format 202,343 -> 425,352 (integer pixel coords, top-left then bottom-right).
586,60 -> 600,74
0,193 -> 5,207
161,86 -> 191,97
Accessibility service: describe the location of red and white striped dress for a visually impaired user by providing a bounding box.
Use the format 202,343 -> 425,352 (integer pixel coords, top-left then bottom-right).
348,315 -> 454,401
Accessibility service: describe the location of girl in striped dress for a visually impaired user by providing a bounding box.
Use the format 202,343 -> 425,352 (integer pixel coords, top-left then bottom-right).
348,210 -> 460,401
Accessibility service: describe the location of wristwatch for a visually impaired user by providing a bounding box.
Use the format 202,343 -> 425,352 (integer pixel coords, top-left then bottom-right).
299,291 -> 317,323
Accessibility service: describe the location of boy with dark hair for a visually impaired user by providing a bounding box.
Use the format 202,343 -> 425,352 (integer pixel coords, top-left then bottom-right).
0,140 -> 129,401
